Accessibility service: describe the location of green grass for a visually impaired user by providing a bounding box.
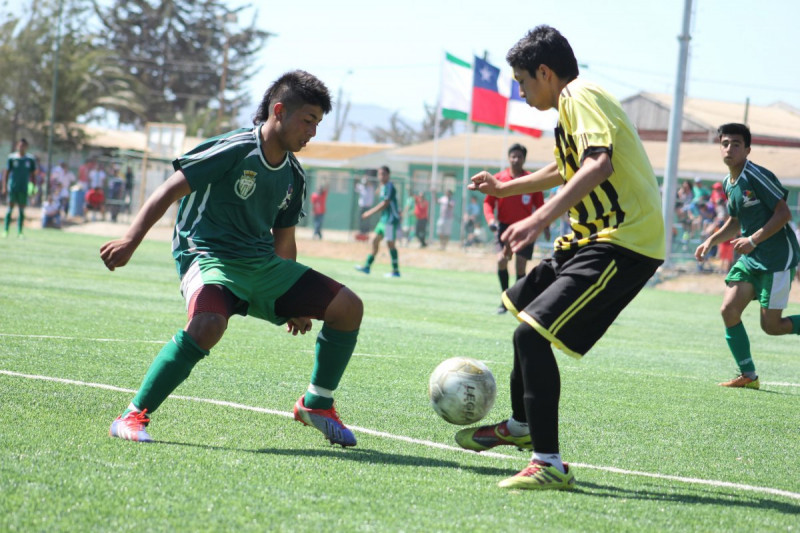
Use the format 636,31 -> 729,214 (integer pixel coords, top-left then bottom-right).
1,229 -> 799,532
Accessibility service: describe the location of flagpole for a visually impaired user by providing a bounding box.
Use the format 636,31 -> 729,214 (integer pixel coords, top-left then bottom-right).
429,52 -> 444,245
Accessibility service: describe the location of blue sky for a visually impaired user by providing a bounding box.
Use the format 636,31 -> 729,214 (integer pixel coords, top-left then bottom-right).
231,0 -> 800,132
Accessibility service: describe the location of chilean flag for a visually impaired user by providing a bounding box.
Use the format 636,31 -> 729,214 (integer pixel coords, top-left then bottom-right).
507,80 -> 555,138
471,56 -> 508,128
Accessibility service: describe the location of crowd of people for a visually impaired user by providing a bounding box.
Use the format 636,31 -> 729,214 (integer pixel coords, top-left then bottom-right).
0,141 -> 133,233
674,177 -> 735,272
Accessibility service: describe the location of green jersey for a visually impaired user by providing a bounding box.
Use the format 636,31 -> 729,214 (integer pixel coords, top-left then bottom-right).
379,181 -> 400,224
6,152 -> 36,194
171,125 -> 307,276
724,159 -> 800,272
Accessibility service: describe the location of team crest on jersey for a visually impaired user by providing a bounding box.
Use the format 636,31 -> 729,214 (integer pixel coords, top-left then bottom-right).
742,189 -> 760,207
278,184 -> 294,211
234,171 -> 257,200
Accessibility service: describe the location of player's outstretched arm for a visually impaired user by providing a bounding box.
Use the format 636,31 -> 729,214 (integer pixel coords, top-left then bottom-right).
696,216 -> 739,262
100,170 -> 191,271
470,161 -> 561,198
362,199 -> 389,219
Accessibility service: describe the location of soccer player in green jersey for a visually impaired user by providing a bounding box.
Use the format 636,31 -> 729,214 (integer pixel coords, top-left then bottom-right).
101,70 -> 364,447
696,123 -> 800,389
2,138 -> 36,238
461,26 -> 665,490
355,165 -> 401,277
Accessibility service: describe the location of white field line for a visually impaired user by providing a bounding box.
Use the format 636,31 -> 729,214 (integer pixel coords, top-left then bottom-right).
2,368 -> 799,502
4,330 -> 799,387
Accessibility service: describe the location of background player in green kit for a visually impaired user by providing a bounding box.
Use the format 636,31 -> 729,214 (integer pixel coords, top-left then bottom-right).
696,123 -> 800,389
355,165 -> 401,277
100,70 -> 364,447
2,138 -> 36,238
462,26 -> 665,491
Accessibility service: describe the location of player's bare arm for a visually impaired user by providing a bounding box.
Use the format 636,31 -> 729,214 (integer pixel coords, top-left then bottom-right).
273,225 -> 311,335
100,170 -> 191,271
732,198 -> 792,254
695,216 -> 740,261
273,225 -> 298,261
501,152 -> 612,253
469,161 -> 560,198
361,199 -> 389,219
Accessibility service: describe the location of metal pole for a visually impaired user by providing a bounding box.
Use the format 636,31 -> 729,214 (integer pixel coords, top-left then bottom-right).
661,0 -> 693,267
44,0 -> 65,200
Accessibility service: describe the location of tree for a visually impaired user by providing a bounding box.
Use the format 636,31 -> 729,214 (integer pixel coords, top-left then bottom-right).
0,0 -> 144,149
417,103 -> 456,142
367,104 -> 458,146
93,0 -> 271,135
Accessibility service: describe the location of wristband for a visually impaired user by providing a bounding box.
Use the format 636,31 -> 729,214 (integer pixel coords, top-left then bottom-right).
747,235 -> 756,247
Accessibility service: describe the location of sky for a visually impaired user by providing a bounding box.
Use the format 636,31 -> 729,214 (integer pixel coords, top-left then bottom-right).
228,0 -> 800,139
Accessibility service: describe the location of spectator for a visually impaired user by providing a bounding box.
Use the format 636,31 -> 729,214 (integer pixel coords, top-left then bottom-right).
85,185 -> 105,221
41,193 -> 62,229
463,195 -> 482,247
354,174 -> 375,240
401,191 -> 416,246
107,171 -> 126,222
89,162 -> 107,191
52,161 -> 75,215
436,189 -> 455,250
414,191 -> 430,248
310,183 -> 328,239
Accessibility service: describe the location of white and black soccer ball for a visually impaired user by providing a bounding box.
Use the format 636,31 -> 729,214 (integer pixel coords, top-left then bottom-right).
428,357 -> 496,425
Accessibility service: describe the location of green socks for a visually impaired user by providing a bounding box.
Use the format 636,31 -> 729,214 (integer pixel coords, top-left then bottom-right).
129,330 -> 209,414
789,315 -> 800,335
725,322 -> 755,374
304,325 -> 359,409
365,254 -> 375,268
390,248 -> 399,273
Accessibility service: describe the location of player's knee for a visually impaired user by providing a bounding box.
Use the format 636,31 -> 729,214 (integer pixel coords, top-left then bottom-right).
760,317 -> 785,336
720,303 -> 741,324
186,312 -> 228,350
512,322 -> 545,349
324,287 -> 363,329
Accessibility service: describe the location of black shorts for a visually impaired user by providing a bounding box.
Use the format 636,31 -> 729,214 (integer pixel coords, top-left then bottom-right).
502,243 -> 662,358
495,222 -> 534,260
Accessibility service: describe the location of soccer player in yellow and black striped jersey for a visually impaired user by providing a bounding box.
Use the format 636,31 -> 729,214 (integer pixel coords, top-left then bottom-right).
461,25 -> 665,491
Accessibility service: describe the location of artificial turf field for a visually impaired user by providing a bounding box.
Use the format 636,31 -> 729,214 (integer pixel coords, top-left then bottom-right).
1,229 -> 798,531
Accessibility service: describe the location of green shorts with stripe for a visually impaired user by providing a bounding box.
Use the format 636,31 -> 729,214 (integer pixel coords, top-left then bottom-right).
502,243 -> 662,358
725,259 -> 795,309
179,255 -> 309,325
375,219 -> 400,242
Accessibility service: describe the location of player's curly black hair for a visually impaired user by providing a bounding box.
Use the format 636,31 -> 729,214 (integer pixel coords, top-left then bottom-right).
717,123 -> 751,147
253,70 -> 332,124
506,25 -> 579,81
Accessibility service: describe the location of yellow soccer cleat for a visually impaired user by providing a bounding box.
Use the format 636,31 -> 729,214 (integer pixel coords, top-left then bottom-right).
498,460 -> 576,490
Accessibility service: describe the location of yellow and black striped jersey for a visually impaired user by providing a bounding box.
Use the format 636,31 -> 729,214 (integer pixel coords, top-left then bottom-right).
553,79 -> 665,260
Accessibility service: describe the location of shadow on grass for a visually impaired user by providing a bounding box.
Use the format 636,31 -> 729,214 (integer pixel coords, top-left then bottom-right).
576,480 -> 800,516
157,439 -> 510,477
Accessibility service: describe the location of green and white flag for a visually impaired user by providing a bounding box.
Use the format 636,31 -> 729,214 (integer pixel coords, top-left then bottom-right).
440,53 -> 471,121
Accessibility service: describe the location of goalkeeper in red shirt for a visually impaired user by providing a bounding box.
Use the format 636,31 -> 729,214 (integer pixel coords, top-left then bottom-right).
484,143 -> 547,314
